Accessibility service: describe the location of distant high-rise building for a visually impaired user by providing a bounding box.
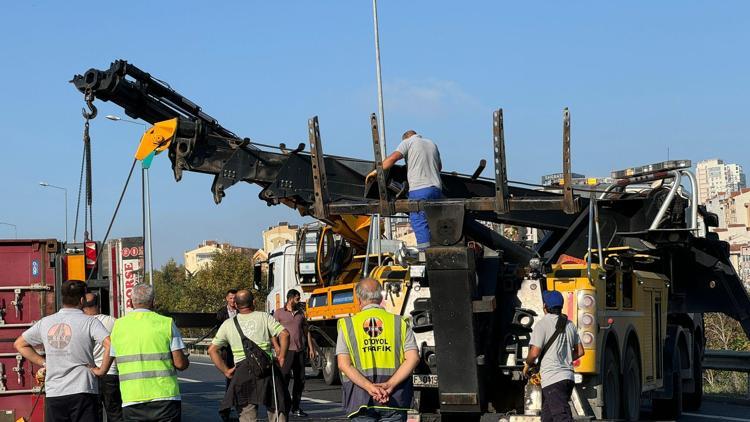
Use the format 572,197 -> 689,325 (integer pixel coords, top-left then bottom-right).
696,159 -> 746,204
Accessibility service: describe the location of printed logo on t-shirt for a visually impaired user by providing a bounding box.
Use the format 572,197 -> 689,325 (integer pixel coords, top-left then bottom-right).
362,317 -> 384,338
47,323 -> 72,349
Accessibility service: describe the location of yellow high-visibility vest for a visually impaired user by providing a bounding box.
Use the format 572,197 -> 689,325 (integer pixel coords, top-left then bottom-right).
111,311 -> 179,403
338,306 -> 412,416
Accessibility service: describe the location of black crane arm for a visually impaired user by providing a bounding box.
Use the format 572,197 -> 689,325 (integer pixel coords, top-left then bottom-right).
71,60 -> 581,232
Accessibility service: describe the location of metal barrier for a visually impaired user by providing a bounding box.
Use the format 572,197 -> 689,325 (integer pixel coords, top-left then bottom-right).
183,337 -> 214,355
703,349 -> 750,400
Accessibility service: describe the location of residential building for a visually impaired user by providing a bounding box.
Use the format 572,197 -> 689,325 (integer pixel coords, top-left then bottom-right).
696,159 -> 746,204
262,222 -> 299,253
184,240 -> 257,275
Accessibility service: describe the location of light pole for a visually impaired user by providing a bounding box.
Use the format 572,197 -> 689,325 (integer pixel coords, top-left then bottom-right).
106,115 -> 154,286
371,0 -> 392,239
0,222 -> 17,238
39,182 -> 68,243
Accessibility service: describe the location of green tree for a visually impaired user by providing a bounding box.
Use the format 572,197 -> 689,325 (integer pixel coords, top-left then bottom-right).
704,312 -> 750,396
152,259 -> 188,313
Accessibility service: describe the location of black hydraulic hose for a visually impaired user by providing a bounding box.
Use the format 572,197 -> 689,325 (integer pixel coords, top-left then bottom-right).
86,159 -> 137,281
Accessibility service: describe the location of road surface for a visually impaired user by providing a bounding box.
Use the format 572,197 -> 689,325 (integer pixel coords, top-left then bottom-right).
180,355 -> 750,421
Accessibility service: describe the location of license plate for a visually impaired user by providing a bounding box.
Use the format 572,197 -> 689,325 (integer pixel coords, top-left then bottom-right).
412,374 -> 438,388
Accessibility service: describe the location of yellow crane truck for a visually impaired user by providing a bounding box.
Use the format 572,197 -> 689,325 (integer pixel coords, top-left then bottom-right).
72,60 -> 750,421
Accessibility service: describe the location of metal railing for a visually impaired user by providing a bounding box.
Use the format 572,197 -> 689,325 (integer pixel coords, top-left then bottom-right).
703,349 -> 750,400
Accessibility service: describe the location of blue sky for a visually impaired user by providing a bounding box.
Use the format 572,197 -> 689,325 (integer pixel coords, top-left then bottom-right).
1,1 -> 748,266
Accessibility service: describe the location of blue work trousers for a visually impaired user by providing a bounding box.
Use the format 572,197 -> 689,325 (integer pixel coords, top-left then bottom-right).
408,186 -> 443,249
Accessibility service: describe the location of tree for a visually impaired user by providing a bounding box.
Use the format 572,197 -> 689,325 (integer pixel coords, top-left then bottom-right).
703,312 -> 750,396
152,259 -> 188,313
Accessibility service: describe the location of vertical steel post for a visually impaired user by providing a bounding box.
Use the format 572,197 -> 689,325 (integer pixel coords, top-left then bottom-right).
144,167 -> 154,286
308,116 -> 330,219
562,108 -> 575,214
493,109 -> 509,214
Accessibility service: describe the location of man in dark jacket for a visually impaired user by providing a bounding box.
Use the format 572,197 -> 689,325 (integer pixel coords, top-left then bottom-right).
216,289 -> 238,388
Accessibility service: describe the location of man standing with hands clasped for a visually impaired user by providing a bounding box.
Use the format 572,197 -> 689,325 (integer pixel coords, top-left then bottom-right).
336,278 -> 420,422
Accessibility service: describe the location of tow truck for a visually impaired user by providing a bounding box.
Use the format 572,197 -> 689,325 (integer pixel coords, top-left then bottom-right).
72,60 -> 750,421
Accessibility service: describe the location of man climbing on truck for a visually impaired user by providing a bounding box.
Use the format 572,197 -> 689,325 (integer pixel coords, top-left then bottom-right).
367,130 -> 443,250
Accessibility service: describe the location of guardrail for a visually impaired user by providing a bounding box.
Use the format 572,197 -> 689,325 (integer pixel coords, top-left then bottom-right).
703,349 -> 750,400
183,337 -> 214,355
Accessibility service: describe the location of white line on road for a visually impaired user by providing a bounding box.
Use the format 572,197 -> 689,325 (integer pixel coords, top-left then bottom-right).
188,361 -> 215,366
178,377 -> 201,383
683,413 -> 750,422
302,397 -> 335,404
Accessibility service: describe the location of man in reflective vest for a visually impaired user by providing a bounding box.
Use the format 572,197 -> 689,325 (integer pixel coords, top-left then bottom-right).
336,278 -> 420,421
108,283 -> 190,421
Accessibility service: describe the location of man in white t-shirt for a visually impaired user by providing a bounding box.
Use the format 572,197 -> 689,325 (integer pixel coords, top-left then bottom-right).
83,292 -> 123,421
14,280 -> 112,422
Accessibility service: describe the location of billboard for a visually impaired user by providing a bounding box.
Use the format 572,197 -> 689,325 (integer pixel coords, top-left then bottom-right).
111,237 -> 145,316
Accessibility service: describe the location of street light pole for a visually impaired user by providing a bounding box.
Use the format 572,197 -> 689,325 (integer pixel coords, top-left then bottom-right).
0,222 -> 17,238
107,115 -> 154,285
39,182 -> 68,243
372,0 -> 392,239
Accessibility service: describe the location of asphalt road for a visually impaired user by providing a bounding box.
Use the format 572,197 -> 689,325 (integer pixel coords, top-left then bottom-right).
179,355 -> 344,421
180,355 -> 750,421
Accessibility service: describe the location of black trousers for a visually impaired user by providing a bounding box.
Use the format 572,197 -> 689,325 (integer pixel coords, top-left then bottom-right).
45,393 -> 100,422
541,379 -> 574,422
281,350 -> 305,411
99,374 -> 123,421
122,400 -> 181,422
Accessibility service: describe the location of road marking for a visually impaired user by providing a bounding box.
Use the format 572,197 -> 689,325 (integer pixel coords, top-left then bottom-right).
302,397 -> 335,404
189,361 -> 215,366
683,413 -> 750,422
178,377 -> 201,383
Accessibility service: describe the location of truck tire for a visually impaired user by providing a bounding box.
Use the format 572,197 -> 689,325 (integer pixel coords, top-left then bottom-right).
322,347 -> 341,385
683,340 -> 703,411
622,346 -> 642,421
653,348 -> 683,419
602,346 -> 621,420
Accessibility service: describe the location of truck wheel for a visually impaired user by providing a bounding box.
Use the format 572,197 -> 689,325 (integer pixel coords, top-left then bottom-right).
653,348 -> 683,419
622,346 -> 642,421
322,347 -> 341,385
683,340 -> 703,411
602,346 -> 621,420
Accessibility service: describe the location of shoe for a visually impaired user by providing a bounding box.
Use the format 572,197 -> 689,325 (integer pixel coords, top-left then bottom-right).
290,409 -> 308,417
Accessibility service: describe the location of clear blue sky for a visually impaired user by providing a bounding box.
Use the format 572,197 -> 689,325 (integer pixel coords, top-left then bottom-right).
1,1 -> 748,266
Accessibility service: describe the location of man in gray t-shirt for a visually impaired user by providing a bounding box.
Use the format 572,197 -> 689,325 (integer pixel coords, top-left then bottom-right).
524,290 -> 584,422
366,130 -> 443,249
14,280 -> 112,422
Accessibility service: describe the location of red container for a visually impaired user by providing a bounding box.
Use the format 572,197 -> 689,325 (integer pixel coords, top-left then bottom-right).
0,240 -> 59,422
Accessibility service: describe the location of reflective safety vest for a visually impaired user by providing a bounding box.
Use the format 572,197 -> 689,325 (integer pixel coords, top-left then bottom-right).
338,306 -> 413,416
110,311 -> 180,404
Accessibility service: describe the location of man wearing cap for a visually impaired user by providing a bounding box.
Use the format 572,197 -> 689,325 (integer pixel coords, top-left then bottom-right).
524,290 -> 585,422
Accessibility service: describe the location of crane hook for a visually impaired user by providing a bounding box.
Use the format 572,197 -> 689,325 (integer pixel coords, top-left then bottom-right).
81,89 -> 97,120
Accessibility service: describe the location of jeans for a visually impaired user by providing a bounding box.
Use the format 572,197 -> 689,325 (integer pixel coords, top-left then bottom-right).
350,408 -> 407,422
408,186 -> 443,248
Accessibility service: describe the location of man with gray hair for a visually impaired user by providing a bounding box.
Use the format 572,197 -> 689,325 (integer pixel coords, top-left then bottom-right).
107,283 -> 189,421
336,279 -> 420,421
